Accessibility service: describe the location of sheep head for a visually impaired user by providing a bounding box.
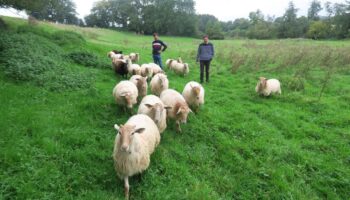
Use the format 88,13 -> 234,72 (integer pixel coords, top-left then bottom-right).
175,103 -> 192,124
145,103 -> 170,124
107,51 -> 114,58
157,74 -> 167,88
120,92 -> 133,109
136,77 -> 147,92
114,124 -> 145,153
183,64 -> 189,74
256,77 -> 267,92
190,84 -> 201,100
177,57 -> 183,63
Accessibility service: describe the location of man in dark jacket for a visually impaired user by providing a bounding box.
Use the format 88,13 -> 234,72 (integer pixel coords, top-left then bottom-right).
152,33 -> 167,69
197,35 -> 214,83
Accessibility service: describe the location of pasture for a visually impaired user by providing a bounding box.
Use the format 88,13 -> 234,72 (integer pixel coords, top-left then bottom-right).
0,16 -> 349,199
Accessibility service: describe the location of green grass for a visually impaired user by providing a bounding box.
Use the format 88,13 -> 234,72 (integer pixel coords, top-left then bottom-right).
0,16 -> 349,199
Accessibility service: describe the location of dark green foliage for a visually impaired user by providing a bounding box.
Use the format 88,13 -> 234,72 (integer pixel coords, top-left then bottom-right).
67,51 -> 110,69
0,17 -> 8,30
17,24 -> 52,39
51,30 -> 86,46
0,32 -> 92,91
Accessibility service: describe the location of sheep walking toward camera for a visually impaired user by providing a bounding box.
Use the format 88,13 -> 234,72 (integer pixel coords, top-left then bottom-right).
138,95 -> 171,133
113,114 -> 160,199
150,73 -> 169,96
160,89 -> 192,133
112,58 -> 131,79
128,63 -> 141,76
113,80 -> 138,112
172,62 -> 189,76
129,53 -> 140,63
149,63 -> 163,75
182,81 -> 205,112
140,64 -> 154,79
130,75 -> 148,100
255,77 -> 281,96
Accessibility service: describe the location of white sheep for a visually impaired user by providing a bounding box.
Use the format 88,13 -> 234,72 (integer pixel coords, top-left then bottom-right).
113,114 -> 160,199
140,64 -> 154,79
108,51 -> 123,60
129,53 -> 140,63
129,75 -> 148,99
148,63 -> 163,75
172,62 -> 189,76
150,73 -> 169,96
255,77 -> 282,96
138,95 -> 171,133
112,80 -> 138,112
182,81 -> 205,112
166,57 -> 183,69
160,89 -> 192,133
128,63 -> 141,76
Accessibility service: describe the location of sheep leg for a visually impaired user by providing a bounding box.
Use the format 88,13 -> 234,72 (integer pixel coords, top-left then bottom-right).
124,177 -> 130,200
176,121 -> 182,133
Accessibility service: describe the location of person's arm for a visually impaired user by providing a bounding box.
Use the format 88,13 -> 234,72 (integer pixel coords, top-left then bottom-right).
211,43 -> 214,58
161,41 -> 167,52
196,44 -> 201,62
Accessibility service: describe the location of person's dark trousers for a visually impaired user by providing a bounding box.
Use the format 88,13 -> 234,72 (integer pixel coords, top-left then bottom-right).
200,60 -> 211,83
153,54 -> 163,69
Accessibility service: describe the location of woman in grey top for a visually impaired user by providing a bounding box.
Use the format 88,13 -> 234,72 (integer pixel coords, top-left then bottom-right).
196,35 -> 214,83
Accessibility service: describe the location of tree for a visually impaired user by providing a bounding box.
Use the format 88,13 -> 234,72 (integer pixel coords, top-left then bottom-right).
307,21 -> 330,39
278,1 -> 301,38
308,0 -> 322,21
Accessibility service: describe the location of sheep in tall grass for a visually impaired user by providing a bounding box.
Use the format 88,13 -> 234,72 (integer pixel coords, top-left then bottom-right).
172,62 -> 189,76
150,73 -> 169,96
138,95 -> 171,133
140,64 -> 154,79
166,57 -> 183,69
149,63 -> 163,75
113,114 -> 160,199
129,53 -> 140,63
130,75 -> 148,100
108,50 -> 123,59
160,89 -> 192,133
255,77 -> 281,96
182,81 -> 205,112
113,80 -> 138,112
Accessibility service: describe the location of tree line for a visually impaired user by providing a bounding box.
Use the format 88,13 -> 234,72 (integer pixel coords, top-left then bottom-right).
1,0 -> 350,39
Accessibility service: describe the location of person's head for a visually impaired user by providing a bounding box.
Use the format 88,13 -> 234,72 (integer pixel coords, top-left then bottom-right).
153,32 -> 159,40
203,35 -> 209,44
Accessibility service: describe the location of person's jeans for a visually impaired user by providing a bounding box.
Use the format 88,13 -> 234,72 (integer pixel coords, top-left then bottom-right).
153,54 -> 163,69
200,60 -> 211,83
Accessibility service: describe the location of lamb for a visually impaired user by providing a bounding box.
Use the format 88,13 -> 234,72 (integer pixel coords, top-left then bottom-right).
128,63 -> 141,76
113,114 -> 160,199
160,89 -> 192,133
140,64 -> 154,79
150,73 -> 169,96
129,53 -> 140,63
148,63 -> 163,75
172,62 -> 189,76
255,77 -> 282,96
112,58 -> 131,79
112,80 -> 138,112
138,95 -> 171,133
129,75 -> 148,100
182,81 -> 205,112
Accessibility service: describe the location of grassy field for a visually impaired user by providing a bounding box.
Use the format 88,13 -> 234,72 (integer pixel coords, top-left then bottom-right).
0,16 -> 350,200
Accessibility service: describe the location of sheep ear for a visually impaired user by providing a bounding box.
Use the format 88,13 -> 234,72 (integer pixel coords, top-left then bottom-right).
189,108 -> 193,113
134,128 -> 145,134
176,108 -> 182,115
145,104 -> 153,109
114,124 -> 120,131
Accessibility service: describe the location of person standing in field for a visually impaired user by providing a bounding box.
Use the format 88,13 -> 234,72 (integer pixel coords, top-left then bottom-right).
152,33 -> 167,69
197,35 -> 214,83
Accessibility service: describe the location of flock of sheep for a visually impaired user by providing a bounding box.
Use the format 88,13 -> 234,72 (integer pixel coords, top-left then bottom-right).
107,50 -> 281,199
107,50 -> 203,199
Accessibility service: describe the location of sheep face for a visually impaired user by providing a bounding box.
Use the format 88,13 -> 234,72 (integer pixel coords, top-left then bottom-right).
144,103 -> 163,124
158,74 -> 167,88
121,93 -> 134,109
114,124 -> 145,153
256,77 -> 267,93
136,77 -> 147,93
191,86 -> 201,100
183,64 -> 189,74
176,105 -> 192,124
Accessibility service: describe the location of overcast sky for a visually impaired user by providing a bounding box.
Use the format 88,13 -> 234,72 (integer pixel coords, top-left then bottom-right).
1,0 -> 347,21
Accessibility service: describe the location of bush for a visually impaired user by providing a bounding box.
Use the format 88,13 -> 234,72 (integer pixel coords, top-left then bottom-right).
0,17 -> 8,30
0,32 -> 93,91
66,51 -> 110,69
17,25 -> 51,39
51,31 -> 86,46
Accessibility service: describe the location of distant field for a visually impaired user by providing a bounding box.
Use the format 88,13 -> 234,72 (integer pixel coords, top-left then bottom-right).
0,16 -> 349,199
